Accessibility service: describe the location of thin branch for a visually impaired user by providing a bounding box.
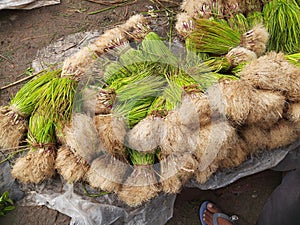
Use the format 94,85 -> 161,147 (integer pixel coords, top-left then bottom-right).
88,0 -> 136,15
0,148 -> 29,165
0,70 -> 44,91
0,53 -> 13,64
21,34 -> 48,42
0,146 -> 28,153
86,0 -> 127,6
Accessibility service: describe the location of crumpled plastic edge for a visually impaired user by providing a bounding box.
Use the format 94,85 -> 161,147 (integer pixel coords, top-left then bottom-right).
0,0 -> 60,10
19,181 -> 176,225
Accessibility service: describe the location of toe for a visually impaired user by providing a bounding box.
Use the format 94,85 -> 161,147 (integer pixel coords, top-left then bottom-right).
207,202 -> 221,214
203,210 -> 213,225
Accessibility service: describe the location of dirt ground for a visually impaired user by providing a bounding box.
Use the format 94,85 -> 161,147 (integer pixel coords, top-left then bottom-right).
0,1 -> 283,224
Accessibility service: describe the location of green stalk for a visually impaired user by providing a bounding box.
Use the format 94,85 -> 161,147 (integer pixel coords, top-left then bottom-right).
113,75 -> 166,128
189,18 -> 241,55
140,32 -> 178,65
129,149 -> 155,165
231,62 -> 247,77
36,77 -> 77,124
9,69 -> 61,117
103,49 -> 148,85
203,57 -> 232,72
104,32 -> 179,86
263,0 -> 300,53
0,191 -> 15,216
228,14 -> 250,34
285,53 -> 300,67
247,11 -> 264,27
27,110 -> 56,149
147,96 -> 167,115
108,68 -> 154,91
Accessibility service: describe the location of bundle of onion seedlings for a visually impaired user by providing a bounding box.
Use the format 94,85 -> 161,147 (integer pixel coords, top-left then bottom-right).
157,101 -> 202,188
240,52 -> 300,102
112,75 -> 166,128
11,110 -> 56,183
10,74 -> 78,184
55,145 -> 90,183
187,18 -> 268,76
103,32 -> 179,127
125,115 -> 165,153
0,69 -> 61,149
81,100 -> 128,191
117,149 -> 160,207
62,14 -> 150,78
193,121 -> 246,184
55,113 -> 102,183
86,152 -> 129,193
217,79 -> 253,125
36,76 -> 78,129
189,18 -> 242,55
241,119 -> 299,152
94,114 -> 127,161
240,25 -> 269,57
246,11 -> 264,28
263,0 -> 300,54
158,151 -> 198,194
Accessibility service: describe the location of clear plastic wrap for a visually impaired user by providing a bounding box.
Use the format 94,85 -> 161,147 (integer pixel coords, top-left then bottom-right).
18,180 -> 176,225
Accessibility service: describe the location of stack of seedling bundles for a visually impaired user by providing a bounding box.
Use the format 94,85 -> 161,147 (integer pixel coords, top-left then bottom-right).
5,15 -> 151,184
174,0 -> 300,185
3,0 -> 300,207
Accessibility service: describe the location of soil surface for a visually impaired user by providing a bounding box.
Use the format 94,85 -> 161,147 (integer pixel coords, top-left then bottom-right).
0,1 -> 283,225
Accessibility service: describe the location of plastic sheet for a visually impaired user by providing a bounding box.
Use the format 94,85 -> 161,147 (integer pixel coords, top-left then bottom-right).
0,0 -> 60,10
1,140 -> 299,225
0,153 -> 24,202
18,180 -> 176,225
7,140 -> 297,225
32,31 -> 102,73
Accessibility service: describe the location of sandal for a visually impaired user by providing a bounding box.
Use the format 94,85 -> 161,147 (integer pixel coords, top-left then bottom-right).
199,201 -> 239,225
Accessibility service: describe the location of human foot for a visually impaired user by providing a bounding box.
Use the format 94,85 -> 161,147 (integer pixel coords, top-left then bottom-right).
199,201 -> 238,225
